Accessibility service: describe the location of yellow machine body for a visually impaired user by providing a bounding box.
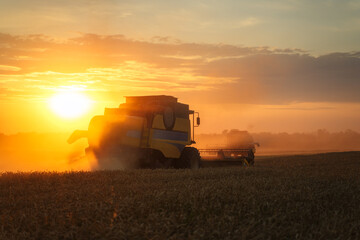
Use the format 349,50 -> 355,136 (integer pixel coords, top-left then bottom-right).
97,112 -> 191,159
68,95 -> 194,161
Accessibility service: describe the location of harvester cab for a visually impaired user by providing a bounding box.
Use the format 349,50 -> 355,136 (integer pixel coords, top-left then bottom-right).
68,95 -> 201,169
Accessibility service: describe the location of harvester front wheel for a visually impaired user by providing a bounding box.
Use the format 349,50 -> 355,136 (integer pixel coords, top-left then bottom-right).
176,147 -> 201,169
246,150 -> 255,166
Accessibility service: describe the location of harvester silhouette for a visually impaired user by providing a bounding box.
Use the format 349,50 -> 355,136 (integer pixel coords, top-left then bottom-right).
68,95 -> 257,169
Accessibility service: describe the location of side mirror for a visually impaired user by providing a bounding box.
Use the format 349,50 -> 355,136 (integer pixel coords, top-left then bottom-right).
196,117 -> 200,126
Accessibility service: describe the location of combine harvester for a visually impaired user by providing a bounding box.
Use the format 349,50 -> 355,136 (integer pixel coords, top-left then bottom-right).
68,95 -> 258,169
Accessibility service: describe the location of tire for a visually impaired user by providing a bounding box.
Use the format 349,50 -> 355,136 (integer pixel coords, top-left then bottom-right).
176,147 -> 201,169
246,150 -> 255,166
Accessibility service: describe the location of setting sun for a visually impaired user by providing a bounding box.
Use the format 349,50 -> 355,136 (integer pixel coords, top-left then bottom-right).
49,92 -> 92,119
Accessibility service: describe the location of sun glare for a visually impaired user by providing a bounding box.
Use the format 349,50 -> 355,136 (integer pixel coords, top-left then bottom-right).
49,92 -> 92,119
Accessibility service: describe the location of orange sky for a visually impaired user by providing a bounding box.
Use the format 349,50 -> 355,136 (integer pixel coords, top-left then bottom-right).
0,1 -> 360,135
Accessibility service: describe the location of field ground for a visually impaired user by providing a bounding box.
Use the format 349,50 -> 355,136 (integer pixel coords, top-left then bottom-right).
1,151 -> 360,239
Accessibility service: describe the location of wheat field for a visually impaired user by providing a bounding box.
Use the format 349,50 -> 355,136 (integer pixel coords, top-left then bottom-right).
1,151 -> 359,239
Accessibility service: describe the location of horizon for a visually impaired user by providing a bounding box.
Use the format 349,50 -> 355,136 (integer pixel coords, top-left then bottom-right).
1,128 -> 360,172
1,128 -> 360,136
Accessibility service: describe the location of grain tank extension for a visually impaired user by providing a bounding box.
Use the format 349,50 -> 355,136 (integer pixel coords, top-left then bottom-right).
68,95 -> 201,169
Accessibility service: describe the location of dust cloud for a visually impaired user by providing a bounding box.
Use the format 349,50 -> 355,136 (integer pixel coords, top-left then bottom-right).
0,132 -> 147,172
1,129 -> 360,172
196,129 -> 360,155
0,133 -> 90,172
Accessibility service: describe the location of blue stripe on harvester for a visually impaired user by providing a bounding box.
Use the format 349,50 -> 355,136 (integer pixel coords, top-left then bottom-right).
152,129 -> 188,142
126,130 -> 142,138
169,143 -> 186,152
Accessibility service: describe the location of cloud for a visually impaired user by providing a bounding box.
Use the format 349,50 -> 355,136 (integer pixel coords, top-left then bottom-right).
0,33 -> 359,104
198,52 -> 360,103
0,65 -> 21,71
238,17 -> 261,27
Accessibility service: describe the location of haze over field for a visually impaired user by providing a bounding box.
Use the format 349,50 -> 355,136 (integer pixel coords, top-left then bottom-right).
1,130 -> 360,171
